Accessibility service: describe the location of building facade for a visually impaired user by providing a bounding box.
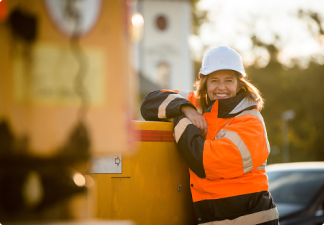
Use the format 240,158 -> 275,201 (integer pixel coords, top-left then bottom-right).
136,0 -> 193,91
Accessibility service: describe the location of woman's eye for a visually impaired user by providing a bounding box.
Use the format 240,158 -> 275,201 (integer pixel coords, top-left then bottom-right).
226,79 -> 233,82
211,80 -> 218,83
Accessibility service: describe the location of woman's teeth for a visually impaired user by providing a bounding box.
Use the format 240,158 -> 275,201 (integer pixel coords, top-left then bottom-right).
216,94 -> 227,97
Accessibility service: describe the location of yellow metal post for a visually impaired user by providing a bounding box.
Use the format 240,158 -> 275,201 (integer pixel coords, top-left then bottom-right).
92,121 -> 197,225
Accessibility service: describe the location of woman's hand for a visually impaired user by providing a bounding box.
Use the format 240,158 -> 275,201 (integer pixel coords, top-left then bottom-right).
181,105 -> 207,136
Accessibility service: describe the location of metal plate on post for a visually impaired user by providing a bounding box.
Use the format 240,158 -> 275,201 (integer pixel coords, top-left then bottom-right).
91,154 -> 122,174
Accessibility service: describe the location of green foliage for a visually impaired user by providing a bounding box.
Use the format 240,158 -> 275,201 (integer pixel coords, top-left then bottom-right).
247,61 -> 324,163
189,0 -> 208,35
244,10 -> 324,163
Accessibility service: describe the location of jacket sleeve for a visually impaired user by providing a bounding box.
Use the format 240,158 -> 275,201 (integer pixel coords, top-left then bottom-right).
173,115 -> 206,178
174,114 -> 269,180
140,90 -> 196,121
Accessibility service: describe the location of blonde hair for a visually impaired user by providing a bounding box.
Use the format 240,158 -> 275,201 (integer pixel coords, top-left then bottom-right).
194,72 -> 264,113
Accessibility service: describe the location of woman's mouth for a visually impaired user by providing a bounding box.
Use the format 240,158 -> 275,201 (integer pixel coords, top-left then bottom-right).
214,93 -> 228,99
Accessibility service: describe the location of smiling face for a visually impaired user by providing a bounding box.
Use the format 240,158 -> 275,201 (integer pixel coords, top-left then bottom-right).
206,70 -> 239,101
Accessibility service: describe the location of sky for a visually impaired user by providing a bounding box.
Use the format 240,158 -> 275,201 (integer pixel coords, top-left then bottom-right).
190,0 -> 324,68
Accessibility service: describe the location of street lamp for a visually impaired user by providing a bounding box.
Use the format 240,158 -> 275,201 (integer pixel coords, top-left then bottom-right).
282,109 -> 295,163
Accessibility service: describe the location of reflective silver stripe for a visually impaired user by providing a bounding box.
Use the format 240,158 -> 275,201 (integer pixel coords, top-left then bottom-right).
236,110 -> 270,154
174,118 -> 192,143
178,90 -> 190,100
218,129 -> 253,174
200,207 -> 279,225
216,110 -> 269,172
158,94 -> 185,119
215,130 -> 226,139
229,97 -> 256,115
257,160 -> 267,170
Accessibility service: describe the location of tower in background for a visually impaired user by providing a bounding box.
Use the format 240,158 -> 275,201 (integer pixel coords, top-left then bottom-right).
135,0 -> 193,92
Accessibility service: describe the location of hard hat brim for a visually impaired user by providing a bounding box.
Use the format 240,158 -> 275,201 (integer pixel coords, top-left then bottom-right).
199,68 -> 246,79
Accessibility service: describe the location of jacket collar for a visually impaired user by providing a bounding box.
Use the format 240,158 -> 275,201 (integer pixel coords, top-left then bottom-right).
205,90 -> 257,118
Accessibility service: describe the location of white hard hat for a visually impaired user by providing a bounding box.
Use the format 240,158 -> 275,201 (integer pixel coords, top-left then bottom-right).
199,46 -> 246,78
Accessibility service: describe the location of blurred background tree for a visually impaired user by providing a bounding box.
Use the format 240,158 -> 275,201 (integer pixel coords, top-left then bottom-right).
190,0 -> 324,163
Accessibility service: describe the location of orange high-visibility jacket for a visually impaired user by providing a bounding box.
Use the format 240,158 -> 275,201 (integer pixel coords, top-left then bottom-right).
141,89 -> 279,225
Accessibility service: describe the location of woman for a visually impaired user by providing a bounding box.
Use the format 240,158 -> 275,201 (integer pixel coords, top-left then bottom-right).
141,46 -> 279,224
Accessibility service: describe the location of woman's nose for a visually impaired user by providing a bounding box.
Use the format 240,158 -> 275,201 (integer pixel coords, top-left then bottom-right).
217,82 -> 226,90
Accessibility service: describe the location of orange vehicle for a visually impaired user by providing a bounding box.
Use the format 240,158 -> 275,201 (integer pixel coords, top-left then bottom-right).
0,0 -> 136,223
